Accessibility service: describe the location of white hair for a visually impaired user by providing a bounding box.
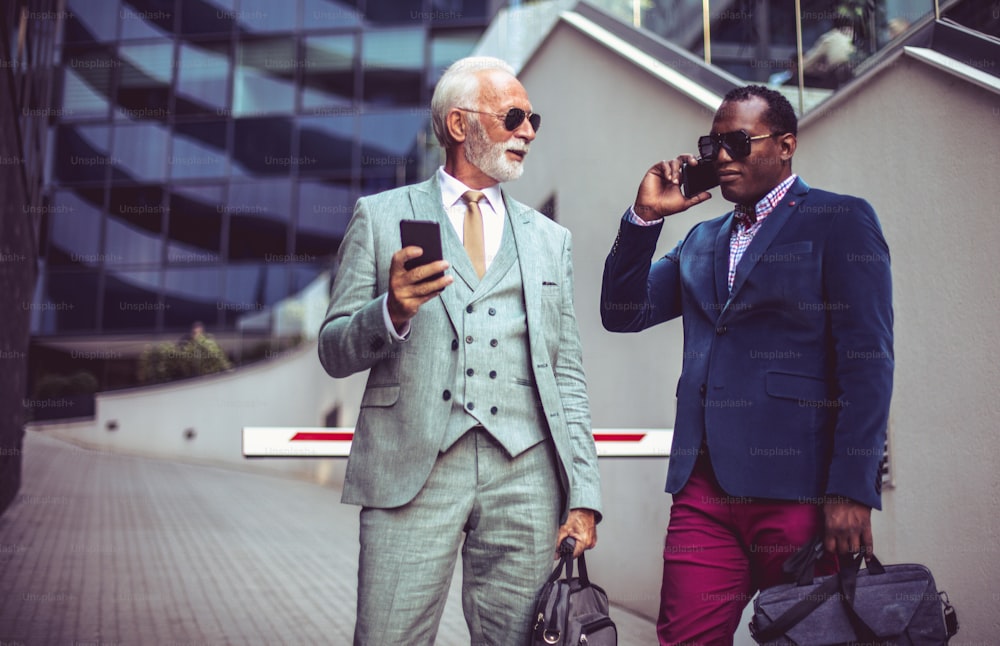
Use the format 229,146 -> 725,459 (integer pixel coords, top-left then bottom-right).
430,56 -> 516,148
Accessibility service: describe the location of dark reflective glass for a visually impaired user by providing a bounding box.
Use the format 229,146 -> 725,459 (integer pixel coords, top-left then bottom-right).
120,0 -> 174,40
61,48 -> 115,119
359,111 -> 423,183
237,0 -> 297,32
167,185 -> 225,262
64,0 -> 120,43
116,42 -> 174,119
177,41 -> 231,115
227,180 -> 291,260
38,270 -> 100,332
171,121 -> 229,179
221,264 -> 289,327
103,270 -> 162,330
107,185 -> 167,267
298,114 -> 355,176
180,0 -> 236,36
297,181 -> 351,257
164,267 -> 225,329
302,35 -> 356,111
302,0 -> 363,29
45,189 -> 104,266
232,117 -> 294,176
112,122 -> 170,182
234,39 -> 296,116
364,0 -> 421,24
362,29 -> 424,106
54,125 -> 112,184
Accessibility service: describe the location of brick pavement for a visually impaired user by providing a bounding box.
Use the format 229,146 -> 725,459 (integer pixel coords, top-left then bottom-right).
0,431 -> 656,645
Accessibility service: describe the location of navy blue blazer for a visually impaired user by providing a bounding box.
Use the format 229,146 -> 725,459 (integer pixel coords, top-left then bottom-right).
601,178 -> 893,510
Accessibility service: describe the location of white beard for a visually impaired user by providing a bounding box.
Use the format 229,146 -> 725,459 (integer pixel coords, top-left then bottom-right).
464,117 -> 528,183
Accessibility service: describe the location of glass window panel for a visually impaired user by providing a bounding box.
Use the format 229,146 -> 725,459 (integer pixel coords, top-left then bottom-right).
180,0 -> 237,36
46,190 -> 104,266
61,48 -> 115,119
302,35 -> 355,112
38,271 -> 100,332
236,0 -> 298,32
64,0 -> 120,43
364,0 -> 421,24
297,180 -> 351,257
171,121 -> 229,179
233,38 -> 296,116
302,0 -> 363,29
119,0 -> 175,40
103,270 -> 162,330
429,29 -> 478,88
54,125 -> 113,185
298,113 -> 355,176
116,42 -> 174,118
223,264 -> 288,326
231,117 -> 293,176
164,267 -> 225,328
109,184 -> 166,234
176,41 -> 231,115
167,184 -> 225,261
358,110 -> 423,179
112,122 -> 170,182
227,180 -> 291,260
362,29 -> 424,106
431,0 -> 487,21
104,218 -> 164,267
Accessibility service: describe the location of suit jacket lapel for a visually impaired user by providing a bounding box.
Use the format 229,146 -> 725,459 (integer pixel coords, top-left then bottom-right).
408,176 -> 465,333
728,177 -> 811,300
713,214 -> 734,308
506,195 -> 542,335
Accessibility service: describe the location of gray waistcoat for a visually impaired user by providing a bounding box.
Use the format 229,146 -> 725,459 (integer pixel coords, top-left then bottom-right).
440,215 -> 547,456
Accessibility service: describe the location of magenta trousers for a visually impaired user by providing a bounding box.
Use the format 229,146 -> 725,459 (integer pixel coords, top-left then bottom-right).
657,454 -> 838,645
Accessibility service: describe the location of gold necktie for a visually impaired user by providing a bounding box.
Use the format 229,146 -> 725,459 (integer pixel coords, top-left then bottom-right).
462,190 -> 486,278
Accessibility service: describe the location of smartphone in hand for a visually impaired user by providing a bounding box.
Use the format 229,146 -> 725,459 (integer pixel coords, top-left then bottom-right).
399,219 -> 444,283
681,159 -> 719,198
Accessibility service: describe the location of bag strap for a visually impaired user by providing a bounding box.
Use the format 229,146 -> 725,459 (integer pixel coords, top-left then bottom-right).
752,551 -> 885,642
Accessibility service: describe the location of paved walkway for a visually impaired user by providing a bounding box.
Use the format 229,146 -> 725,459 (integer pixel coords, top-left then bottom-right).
0,431 -> 656,645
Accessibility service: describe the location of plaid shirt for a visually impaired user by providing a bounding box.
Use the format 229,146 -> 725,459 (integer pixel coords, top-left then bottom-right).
728,174 -> 798,291
625,174 -> 799,292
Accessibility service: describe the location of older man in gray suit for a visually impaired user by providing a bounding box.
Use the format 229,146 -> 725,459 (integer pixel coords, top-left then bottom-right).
318,56 -> 602,645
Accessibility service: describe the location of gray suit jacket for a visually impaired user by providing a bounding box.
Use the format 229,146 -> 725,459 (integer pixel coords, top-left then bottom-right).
318,174 -> 602,523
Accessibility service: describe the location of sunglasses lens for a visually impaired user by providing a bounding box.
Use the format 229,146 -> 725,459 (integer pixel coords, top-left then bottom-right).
503,109 -> 540,132
722,131 -> 752,159
697,135 -> 717,160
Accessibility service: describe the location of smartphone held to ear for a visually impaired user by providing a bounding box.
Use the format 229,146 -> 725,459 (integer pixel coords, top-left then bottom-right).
681,160 -> 719,198
399,219 -> 444,283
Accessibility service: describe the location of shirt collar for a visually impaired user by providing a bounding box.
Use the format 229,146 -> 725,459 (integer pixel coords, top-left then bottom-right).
437,166 -> 504,213
734,174 -> 798,229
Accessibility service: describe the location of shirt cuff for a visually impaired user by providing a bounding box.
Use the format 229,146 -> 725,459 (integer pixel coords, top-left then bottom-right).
382,293 -> 410,341
626,205 -> 664,226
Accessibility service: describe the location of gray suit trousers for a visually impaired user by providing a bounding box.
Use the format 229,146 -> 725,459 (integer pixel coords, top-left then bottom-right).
355,428 -> 561,645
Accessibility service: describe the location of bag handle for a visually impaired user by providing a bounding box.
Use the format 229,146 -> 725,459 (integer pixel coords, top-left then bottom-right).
752,545 -> 886,641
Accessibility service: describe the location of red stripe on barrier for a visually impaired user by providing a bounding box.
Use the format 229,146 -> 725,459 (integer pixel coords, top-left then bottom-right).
291,432 -> 355,442
593,433 -> 646,442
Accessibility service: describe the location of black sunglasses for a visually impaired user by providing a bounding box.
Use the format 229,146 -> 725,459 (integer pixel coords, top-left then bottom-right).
697,129 -> 781,161
457,107 -> 541,133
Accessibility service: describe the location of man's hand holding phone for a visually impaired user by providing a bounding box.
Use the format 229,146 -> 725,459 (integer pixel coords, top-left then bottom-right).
388,220 -> 452,333
633,155 -> 714,222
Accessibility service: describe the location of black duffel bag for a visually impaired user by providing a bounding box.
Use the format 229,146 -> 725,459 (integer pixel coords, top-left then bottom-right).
750,537 -> 959,645
529,537 -> 617,645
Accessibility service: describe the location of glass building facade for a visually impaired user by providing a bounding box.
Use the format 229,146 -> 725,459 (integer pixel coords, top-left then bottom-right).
34,0 -> 498,353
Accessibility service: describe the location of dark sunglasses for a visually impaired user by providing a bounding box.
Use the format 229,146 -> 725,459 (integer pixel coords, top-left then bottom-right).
698,129 -> 781,160
457,107 -> 541,132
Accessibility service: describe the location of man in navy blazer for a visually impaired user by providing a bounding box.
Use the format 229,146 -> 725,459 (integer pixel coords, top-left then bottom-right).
601,85 -> 892,644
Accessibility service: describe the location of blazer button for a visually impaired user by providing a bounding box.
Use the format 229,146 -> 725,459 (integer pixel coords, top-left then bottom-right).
716,325 -> 727,335
489,370 -> 497,379
442,390 -> 451,401
699,384 -> 707,396
466,368 -> 474,377
488,308 -> 496,316
490,339 -> 498,347
466,304 -> 474,313
466,402 -> 475,411
466,335 -> 474,344
490,406 -> 498,415
451,339 -> 458,351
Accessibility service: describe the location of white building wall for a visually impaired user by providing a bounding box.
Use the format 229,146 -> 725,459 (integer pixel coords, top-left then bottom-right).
508,18 -> 1000,640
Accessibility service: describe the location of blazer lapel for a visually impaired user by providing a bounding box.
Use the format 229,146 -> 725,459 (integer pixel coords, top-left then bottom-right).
407,177 -> 465,333
728,177 -> 811,300
505,195 -> 542,335
714,213 -> 734,308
